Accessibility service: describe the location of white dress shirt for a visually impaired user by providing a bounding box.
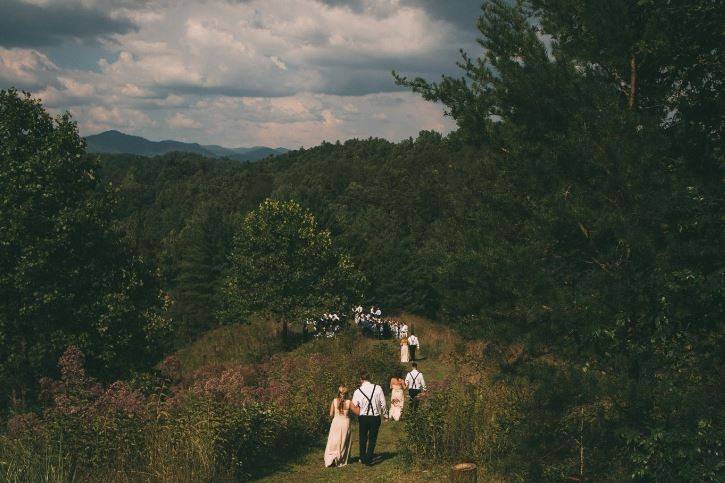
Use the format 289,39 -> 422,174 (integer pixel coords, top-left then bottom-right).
405,370 -> 426,391
408,335 -> 419,347
352,381 -> 387,417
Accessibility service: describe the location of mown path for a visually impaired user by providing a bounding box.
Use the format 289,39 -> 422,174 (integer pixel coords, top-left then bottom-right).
256,330 -> 455,482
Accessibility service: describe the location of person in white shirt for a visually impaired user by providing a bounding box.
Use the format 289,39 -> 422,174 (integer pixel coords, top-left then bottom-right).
405,363 -> 427,410
351,370 -> 386,466
407,332 -> 419,361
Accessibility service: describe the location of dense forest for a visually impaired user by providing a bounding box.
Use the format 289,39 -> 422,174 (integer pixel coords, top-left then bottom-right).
1,0 -> 722,481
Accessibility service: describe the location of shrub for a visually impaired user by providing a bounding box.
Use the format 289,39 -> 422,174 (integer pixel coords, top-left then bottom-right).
0,328 -> 405,481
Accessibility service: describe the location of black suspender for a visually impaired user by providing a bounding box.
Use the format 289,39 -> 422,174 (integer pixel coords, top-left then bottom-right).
358,385 -> 378,415
409,372 -> 420,389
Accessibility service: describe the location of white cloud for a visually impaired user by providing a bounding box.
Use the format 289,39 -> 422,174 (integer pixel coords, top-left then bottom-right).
167,112 -> 201,129
0,47 -> 58,88
3,0 -> 469,146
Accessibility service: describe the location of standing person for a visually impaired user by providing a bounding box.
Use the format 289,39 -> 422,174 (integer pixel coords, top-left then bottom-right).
405,363 -> 427,410
324,386 -> 352,467
388,371 -> 407,421
407,332 -> 419,361
351,371 -> 386,466
400,337 -> 410,363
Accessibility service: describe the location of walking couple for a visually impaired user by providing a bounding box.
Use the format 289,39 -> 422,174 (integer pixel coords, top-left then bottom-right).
400,331 -> 419,363
324,370 -> 385,467
324,366 -> 427,467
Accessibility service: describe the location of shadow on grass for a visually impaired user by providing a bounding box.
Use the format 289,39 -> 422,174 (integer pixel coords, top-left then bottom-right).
369,451 -> 396,466
248,437 -> 328,481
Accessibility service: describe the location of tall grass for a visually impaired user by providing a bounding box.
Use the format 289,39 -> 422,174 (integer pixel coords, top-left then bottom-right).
0,325 -> 402,482
173,318 -> 284,375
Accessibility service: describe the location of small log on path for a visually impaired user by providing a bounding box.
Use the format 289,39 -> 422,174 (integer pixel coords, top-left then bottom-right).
451,463 -> 477,482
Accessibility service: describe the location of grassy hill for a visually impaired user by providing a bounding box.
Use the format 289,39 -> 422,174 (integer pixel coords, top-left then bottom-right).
169,314 -> 504,482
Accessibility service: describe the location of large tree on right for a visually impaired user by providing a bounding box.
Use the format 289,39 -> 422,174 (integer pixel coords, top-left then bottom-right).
397,1 -> 722,480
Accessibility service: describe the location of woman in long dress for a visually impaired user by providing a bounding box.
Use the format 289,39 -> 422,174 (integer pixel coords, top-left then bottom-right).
388,373 -> 407,421
324,386 -> 352,467
400,337 -> 410,363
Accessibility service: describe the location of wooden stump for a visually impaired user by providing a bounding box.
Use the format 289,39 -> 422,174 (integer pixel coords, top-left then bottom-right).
451,463 -> 477,482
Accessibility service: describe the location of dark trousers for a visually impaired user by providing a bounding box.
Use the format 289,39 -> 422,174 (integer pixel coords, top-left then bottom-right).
409,388 -> 421,410
358,415 -> 381,464
409,344 -> 417,361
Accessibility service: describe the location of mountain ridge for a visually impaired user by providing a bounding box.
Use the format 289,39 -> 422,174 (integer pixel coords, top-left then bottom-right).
85,130 -> 288,162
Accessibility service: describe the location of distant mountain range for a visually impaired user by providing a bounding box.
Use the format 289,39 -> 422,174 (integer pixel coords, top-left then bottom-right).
85,130 -> 288,162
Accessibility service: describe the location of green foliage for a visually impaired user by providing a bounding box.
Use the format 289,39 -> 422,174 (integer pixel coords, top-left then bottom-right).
395,0 -> 723,480
0,330 -> 401,481
0,89 -> 165,404
222,199 -> 365,331
99,153 -> 274,342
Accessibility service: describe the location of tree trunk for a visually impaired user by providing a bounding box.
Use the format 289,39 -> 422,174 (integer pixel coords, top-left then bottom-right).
451,463 -> 477,482
628,54 -> 637,109
281,319 -> 289,345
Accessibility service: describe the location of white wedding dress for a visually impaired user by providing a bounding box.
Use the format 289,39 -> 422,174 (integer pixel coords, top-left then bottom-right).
389,379 -> 405,421
401,342 -> 410,363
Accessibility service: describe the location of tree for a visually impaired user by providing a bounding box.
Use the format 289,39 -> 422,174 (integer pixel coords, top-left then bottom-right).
222,199 -> 365,341
0,89 -> 165,405
164,201 -> 235,343
396,1 -> 722,479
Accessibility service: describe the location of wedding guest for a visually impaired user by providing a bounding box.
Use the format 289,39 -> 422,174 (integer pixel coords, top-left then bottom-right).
405,363 -> 426,410
407,332 -> 419,361
351,371 -> 386,466
388,371 -> 407,421
324,385 -> 352,467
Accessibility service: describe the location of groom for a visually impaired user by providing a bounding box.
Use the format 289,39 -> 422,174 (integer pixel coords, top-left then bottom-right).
351,370 -> 386,466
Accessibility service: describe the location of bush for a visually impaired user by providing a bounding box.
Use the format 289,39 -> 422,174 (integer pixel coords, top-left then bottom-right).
0,328 -> 404,481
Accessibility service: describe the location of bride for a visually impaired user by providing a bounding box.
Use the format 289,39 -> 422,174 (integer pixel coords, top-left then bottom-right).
400,337 -> 410,363
324,386 -> 352,467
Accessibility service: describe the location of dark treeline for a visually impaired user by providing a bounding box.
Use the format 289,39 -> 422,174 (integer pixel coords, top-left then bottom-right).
98,133 -> 488,343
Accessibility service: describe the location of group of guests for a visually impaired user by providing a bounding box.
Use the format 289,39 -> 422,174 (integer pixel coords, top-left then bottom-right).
353,306 -> 409,340
304,312 -> 342,339
323,359 -> 427,467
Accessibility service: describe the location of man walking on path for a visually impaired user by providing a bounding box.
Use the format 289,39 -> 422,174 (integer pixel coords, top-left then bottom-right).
351,370 -> 387,466
405,363 -> 426,410
407,332 -> 419,361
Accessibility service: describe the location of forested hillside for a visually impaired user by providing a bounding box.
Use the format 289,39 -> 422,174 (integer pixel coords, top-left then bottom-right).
98,133 -> 490,343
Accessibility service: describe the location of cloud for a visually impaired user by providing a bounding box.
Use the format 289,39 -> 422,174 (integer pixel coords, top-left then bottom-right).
0,47 -> 58,88
167,112 -> 201,129
2,0 -> 473,146
158,91 -> 456,147
0,0 -> 138,47
72,104 -> 157,134
316,0 -> 482,31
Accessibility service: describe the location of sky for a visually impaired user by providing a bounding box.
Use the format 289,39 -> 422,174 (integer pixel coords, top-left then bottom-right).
0,0 -> 483,148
